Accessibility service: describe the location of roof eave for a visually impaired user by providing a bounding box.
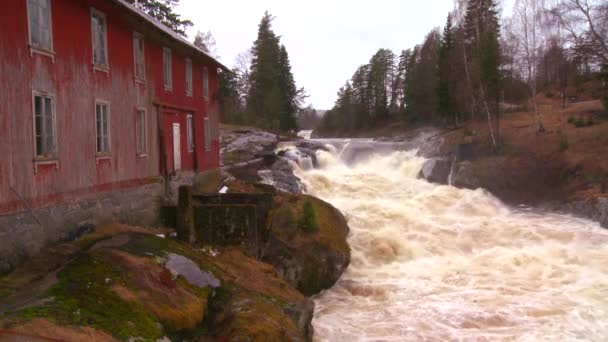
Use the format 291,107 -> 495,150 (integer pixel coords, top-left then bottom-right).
112,0 -> 230,72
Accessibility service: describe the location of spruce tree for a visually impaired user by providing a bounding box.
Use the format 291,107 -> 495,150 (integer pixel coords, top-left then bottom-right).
278,45 -> 298,131
126,0 -> 192,36
246,12 -> 301,131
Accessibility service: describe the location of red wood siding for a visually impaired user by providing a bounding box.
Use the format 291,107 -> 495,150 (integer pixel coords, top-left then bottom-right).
0,0 -> 221,214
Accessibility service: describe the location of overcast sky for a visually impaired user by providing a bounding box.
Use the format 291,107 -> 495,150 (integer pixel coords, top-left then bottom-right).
176,0 -> 511,109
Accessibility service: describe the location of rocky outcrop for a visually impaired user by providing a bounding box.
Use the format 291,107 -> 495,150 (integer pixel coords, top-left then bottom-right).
556,197 -> 608,229
0,226 -> 315,341
419,158 -> 452,184
450,161 -> 482,190
262,194 -> 351,296
221,130 -> 279,166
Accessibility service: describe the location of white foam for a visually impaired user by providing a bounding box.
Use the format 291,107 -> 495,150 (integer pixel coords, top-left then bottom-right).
293,147 -> 608,341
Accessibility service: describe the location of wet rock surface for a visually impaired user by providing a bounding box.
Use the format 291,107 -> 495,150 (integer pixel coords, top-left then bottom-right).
166,253 -> 220,288
221,130 -> 279,166
555,197 -> 608,229
419,158 -> 452,184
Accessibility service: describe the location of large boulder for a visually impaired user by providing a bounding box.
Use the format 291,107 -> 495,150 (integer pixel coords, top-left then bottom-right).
450,161 -> 481,190
419,158 -> 452,184
262,194 -> 351,296
0,228 -> 315,341
221,131 -> 279,166
558,197 -> 608,229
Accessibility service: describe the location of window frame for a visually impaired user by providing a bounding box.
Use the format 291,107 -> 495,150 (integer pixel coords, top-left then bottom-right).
163,47 -> 173,91
185,58 -> 193,97
204,116 -> 211,152
202,66 -> 209,101
187,114 -> 194,152
32,90 -> 58,161
90,8 -> 109,71
95,100 -> 111,157
133,32 -> 145,82
26,0 -> 55,58
136,107 -> 147,157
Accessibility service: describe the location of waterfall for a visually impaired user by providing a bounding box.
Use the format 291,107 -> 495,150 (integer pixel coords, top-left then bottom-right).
290,142 -> 608,341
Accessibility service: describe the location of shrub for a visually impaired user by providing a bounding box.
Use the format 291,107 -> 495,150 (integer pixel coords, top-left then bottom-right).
558,132 -> 569,152
567,116 -> 575,124
586,118 -> 595,126
298,200 -> 319,232
574,118 -> 586,128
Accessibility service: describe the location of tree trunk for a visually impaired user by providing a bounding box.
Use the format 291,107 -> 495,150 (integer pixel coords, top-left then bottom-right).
479,83 -> 497,149
463,47 -> 477,121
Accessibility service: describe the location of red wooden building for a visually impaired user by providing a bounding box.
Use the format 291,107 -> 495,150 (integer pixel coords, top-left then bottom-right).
0,0 -> 228,215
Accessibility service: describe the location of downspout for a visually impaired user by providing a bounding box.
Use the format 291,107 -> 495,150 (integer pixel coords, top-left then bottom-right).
155,104 -> 170,198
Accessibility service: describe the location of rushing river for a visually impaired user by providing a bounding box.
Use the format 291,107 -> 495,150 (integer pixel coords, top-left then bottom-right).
291,141 -> 608,341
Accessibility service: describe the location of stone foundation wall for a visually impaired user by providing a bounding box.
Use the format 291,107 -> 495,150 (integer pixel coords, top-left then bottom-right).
0,182 -> 165,275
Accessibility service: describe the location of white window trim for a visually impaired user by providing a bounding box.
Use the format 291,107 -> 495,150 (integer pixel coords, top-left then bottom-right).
95,99 -> 111,158
163,47 -> 173,91
136,107 -> 148,158
26,0 -> 55,60
202,67 -> 209,102
133,32 -> 145,83
204,116 -> 211,152
32,90 -> 58,163
185,58 -> 193,97
187,114 -> 194,152
90,8 -> 109,72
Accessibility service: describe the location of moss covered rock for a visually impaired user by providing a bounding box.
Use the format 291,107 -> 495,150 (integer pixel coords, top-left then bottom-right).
0,227 -> 314,341
263,194 -> 351,296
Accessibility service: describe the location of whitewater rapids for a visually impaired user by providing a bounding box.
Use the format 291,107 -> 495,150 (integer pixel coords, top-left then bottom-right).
291,144 -> 608,341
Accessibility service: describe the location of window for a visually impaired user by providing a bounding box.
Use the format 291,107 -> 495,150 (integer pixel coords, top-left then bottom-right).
91,9 -> 108,68
202,67 -> 209,101
163,47 -> 172,90
33,93 -> 56,158
136,109 -> 147,156
187,114 -> 194,152
133,32 -> 145,81
27,0 -> 53,52
95,102 -> 110,154
204,116 -> 211,152
185,58 -> 193,96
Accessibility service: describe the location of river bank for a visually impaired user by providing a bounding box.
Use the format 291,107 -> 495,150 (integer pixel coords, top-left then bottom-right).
315,99 -> 608,229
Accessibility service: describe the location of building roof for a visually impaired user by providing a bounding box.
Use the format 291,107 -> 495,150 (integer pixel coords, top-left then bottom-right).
113,0 -> 230,71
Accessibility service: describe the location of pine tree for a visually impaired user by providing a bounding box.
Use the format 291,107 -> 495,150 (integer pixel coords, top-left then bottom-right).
437,14 -> 456,124
126,0 -> 192,36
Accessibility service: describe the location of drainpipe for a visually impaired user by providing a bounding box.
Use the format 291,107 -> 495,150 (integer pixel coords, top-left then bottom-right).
155,104 -> 170,198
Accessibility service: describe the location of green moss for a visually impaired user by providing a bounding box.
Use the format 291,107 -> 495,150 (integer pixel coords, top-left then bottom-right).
298,200 -> 319,232
14,254 -> 163,341
558,131 -> 569,152
120,234 -> 172,257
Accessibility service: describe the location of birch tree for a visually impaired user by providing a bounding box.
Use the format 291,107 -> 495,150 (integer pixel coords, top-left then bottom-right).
513,0 -> 546,132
